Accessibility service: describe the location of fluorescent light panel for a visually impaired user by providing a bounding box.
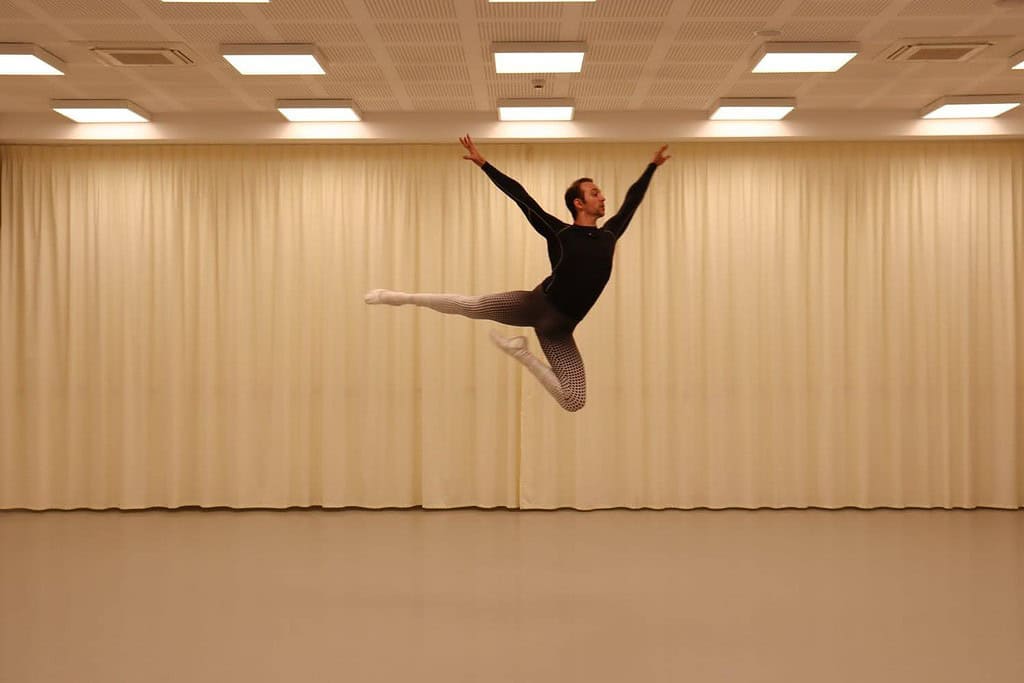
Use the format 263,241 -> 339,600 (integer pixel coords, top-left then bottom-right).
51,99 -> 150,123
0,43 -> 64,75
163,1 -> 268,3
751,42 -> 858,73
1011,50 -> 1024,70
710,98 -> 796,120
498,98 -> 574,121
489,1 -> 593,3
920,95 -> 1021,119
277,99 -> 361,122
221,44 -> 325,75
493,42 -> 585,73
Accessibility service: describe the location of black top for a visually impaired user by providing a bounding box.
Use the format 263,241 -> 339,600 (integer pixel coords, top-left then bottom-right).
481,161 -> 658,321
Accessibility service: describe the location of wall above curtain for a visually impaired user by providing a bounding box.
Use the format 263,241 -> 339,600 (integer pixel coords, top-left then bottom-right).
2,110 -> 1023,144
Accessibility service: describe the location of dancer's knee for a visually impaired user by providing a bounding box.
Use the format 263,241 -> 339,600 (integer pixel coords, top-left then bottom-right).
562,391 -> 586,412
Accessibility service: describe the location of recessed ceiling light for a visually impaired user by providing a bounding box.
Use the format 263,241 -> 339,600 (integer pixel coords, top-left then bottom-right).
710,97 -> 796,120
498,98 -> 574,121
221,44 -> 325,75
492,42 -> 586,74
751,42 -> 859,73
920,95 -> 1022,119
51,99 -> 151,123
0,43 -> 64,75
1011,50 -> 1024,70
276,99 -> 361,122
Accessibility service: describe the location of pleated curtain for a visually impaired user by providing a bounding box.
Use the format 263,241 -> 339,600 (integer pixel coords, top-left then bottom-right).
1,141 -> 1021,509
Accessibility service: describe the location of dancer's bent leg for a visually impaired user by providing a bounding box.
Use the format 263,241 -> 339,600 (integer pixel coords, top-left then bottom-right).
366,289 -> 536,327
535,333 -> 587,412
490,330 -> 586,412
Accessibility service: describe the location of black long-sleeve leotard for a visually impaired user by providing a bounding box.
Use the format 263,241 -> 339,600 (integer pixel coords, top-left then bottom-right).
480,161 -> 657,321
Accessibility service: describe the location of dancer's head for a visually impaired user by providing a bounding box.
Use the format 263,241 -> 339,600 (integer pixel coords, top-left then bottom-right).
565,178 -> 606,222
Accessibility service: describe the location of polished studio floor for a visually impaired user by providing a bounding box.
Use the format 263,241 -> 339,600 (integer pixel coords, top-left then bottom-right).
1,508 -> 1021,683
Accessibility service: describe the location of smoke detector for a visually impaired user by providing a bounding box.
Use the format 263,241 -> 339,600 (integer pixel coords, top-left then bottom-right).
92,46 -> 195,67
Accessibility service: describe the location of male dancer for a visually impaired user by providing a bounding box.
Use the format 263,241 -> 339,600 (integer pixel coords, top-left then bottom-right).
366,135 -> 670,411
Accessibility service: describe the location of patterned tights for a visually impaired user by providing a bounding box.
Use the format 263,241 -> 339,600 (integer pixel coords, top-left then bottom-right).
366,286 -> 586,412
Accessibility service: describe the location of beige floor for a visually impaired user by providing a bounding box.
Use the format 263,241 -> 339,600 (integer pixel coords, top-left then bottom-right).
1,508 -> 1022,683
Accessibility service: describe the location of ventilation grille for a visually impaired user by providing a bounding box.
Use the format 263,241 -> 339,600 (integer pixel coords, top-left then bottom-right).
92,47 -> 195,67
885,42 -> 991,62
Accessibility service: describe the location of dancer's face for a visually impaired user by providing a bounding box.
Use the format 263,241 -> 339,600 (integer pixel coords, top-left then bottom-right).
575,181 -> 606,218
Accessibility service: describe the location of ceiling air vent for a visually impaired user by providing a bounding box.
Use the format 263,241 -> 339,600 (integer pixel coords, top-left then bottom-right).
885,42 -> 991,62
92,46 -> 194,67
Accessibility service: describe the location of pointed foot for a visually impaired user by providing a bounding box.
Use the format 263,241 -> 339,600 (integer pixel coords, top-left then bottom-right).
489,329 -> 528,356
365,288 -> 396,305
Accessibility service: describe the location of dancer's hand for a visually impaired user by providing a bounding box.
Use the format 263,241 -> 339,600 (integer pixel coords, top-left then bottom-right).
460,134 -> 487,167
651,145 -> 671,166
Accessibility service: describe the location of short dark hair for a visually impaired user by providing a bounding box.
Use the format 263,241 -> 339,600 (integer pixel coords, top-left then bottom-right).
564,177 -> 593,219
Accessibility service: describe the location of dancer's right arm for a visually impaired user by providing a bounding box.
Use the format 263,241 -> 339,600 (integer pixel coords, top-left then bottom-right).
460,135 -> 564,238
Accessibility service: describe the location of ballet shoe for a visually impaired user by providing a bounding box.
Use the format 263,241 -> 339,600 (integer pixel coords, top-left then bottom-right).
489,329 -> 528,356
364,289 -> 389,304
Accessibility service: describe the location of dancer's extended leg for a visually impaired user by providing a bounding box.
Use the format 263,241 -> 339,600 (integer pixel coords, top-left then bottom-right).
366,289 -> 536,327
490,330 -> 586,412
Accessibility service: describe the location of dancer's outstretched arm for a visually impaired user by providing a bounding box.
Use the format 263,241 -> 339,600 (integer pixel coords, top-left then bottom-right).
459,134 -> 565,239
604,145 -> 671,239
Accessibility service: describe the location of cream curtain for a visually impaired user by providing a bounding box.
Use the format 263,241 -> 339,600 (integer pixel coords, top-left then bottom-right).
1,141 -> 1021,510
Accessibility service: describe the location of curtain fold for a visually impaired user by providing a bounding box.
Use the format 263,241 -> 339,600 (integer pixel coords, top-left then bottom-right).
1,141 -> 1021,510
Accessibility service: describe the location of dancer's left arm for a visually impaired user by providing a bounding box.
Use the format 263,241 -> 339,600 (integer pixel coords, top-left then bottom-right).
605,145 -> 671,238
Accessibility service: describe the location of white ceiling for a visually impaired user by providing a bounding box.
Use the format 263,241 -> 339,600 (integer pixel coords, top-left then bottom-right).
1,0 -> 1023,142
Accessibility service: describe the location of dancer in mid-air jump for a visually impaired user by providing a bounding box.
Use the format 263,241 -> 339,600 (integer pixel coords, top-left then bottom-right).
365,135 -> 670,412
